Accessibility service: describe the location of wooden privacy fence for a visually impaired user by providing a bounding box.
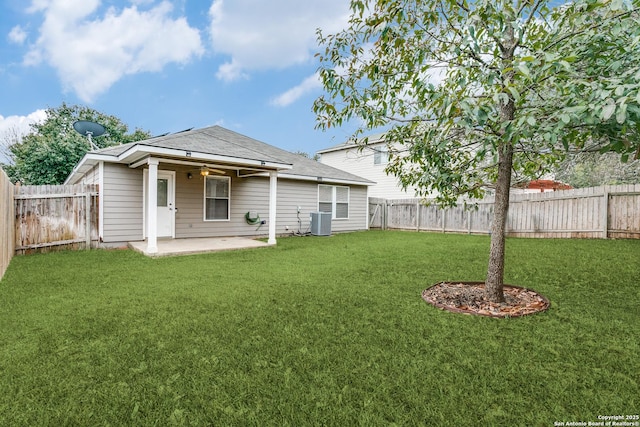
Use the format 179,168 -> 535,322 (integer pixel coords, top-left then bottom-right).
369,184 -> 640,239
0,167 -> 14,281
14,184 -> 99,254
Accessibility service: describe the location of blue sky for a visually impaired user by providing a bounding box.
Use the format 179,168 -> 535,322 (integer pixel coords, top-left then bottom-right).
0,0 -> 360,161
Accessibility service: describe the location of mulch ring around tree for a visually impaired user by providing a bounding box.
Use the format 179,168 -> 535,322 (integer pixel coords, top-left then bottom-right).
422,282 -> 550,318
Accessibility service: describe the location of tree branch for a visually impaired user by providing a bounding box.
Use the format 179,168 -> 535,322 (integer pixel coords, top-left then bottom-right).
543,7 -> 640,52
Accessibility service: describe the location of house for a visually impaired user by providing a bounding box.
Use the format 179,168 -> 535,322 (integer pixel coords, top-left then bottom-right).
319,133 -> 572,199
512,179 -> 573,193
317,133 -> 419,199
65,125 -> 373,254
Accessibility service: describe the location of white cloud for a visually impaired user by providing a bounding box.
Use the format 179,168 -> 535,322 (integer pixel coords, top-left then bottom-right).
208,0 -> 350,82
215,59 -> 248,82
26,0 -> 50,13
24,0 -> 204,102
0,110 -> 46,136
0,110 -> 47,163
8,26 -> 28,44
271,73 -> 321,107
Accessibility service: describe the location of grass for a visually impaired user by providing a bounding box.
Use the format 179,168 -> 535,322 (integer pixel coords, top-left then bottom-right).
0,230 -> 638,426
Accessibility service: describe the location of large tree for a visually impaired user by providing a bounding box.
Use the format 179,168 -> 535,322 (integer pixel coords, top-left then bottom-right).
314,0 -> 640,302
3,103 -> 150,185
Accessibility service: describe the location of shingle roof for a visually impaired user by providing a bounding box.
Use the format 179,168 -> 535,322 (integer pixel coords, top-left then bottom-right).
91,125 -> 373,185
94,126 -> 286,164
316,132 -> 387,154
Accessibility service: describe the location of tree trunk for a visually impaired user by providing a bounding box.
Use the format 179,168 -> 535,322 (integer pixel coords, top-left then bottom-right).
486,7 -> 517,303
485,142 -> 514,303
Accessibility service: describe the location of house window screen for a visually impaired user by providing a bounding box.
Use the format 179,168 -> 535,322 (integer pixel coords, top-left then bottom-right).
205,176 -> 230,220
318,184 -> 349,219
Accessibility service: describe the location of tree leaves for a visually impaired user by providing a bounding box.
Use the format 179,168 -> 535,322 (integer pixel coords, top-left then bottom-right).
554,151 -> 640,187
314,0 -> 640,207
517,63 -> 531,78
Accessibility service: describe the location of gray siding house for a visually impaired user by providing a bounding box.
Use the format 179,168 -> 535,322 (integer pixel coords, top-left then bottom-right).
65,126 -> 373,254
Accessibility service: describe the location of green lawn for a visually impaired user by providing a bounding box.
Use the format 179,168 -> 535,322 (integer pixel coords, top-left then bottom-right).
0,231 -> 638,426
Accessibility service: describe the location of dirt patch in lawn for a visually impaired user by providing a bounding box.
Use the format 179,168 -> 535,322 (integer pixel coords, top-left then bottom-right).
422,282 -> 550,318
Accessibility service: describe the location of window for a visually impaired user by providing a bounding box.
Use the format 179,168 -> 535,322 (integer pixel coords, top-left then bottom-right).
373,147 -> 388,165
318,184 -> 349,219
335,186 -> 349,219
157,179 -> 168,207
318,185 -> 333,214
204,176 -> 230,220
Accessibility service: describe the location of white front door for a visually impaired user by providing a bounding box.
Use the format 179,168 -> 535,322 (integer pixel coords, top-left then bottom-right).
145,170 -> 175,238
156,171 -> 175,237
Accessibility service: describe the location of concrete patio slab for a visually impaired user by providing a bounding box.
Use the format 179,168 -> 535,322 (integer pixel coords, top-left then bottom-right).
128,237 -> 273,257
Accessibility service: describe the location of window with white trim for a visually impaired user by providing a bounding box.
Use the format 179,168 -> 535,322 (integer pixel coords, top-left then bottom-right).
373,147 -> 388,165
318,184 -> 349,219
204,176 -> 230,221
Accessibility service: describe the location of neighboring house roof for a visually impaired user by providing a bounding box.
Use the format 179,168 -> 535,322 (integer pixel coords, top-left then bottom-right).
66,125 -> 373,186
316,132 -> 387,155
513,179 -> 573,192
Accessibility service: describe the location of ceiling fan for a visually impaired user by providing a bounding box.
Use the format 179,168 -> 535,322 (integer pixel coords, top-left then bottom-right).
187,165 -> 227,178
199,166 -> 226,176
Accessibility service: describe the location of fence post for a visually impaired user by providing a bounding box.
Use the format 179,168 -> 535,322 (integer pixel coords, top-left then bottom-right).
602,188 -> 609,239
383,201 -> 388,230
416,201 -> 420,231
85,192 -> 91,249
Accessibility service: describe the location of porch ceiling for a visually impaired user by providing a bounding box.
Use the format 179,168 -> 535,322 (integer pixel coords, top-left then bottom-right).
122,145 -> 291,171
129,156 -> 277,177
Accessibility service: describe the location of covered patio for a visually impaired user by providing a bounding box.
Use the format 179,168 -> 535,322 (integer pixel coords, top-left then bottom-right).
128,236 -> 274,257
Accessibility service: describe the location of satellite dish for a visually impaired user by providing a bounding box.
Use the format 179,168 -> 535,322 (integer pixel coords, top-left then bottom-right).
73,120 -> 106,150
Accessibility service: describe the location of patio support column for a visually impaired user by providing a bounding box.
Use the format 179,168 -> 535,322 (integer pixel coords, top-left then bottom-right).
268,171 -> 278,245
147,158 -> 159,254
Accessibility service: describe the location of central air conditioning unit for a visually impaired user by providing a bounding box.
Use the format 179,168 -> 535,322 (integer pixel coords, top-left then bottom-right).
310,212 -> 332,236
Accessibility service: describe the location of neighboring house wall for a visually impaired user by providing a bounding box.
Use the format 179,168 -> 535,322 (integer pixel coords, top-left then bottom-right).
98,163 -> 368,244
319,141 -> 418,199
